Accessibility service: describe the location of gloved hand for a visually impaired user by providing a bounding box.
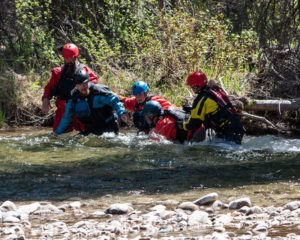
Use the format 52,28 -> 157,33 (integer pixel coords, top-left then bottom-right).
182,104 -> 193,113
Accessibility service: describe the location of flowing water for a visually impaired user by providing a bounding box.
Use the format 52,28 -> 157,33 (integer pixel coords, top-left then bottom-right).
0,127 -> 299,207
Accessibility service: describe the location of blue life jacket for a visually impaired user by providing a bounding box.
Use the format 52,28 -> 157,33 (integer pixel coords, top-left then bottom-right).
75,98 -> 91,118
71,84 -> 117,133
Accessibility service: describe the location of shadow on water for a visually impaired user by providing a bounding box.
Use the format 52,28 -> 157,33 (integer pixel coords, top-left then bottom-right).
0,129 -> 300,201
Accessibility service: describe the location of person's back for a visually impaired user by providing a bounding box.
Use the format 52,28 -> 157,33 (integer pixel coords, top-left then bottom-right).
182,71 -> 244,144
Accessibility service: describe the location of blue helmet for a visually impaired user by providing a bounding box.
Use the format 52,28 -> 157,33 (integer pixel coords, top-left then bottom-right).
132,81 -> 149,96
142,100 -> 162,117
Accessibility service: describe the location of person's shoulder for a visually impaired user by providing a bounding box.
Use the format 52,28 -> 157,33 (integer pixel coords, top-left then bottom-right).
91,83 -> 111,96
51,65 -> 62,74
82,65 -> 95,73
150,95 -> 166,100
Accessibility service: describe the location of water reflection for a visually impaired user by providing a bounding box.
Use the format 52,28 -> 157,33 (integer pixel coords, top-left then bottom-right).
0,129 -> 299,201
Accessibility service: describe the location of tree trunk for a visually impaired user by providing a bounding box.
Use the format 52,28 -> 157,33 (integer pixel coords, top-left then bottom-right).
244,99 -> 300,112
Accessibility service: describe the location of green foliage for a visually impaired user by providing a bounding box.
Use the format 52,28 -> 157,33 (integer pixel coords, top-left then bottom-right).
2,0 -> 260,120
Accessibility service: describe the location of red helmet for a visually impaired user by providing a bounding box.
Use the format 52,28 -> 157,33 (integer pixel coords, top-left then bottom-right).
62,43 -> 79,58
187,72 -> 207,87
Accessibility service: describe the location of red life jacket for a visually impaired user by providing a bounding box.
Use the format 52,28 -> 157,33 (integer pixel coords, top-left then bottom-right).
207,86 -> 237,114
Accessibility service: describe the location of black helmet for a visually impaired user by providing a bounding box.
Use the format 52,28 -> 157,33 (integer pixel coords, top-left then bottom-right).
74,69 -> 90,84
142,100 -> 162,117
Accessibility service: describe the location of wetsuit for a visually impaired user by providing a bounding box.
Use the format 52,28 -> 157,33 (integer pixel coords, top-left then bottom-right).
55,83 -> 126,135
183,85 -> 244,144
42,62 -> 98,132
119,95 -> 176,133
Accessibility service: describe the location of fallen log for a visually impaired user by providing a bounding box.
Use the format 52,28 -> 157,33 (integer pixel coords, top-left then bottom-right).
244,99 -> 300,112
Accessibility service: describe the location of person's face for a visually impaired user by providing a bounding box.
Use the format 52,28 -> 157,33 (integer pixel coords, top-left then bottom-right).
191,85 -> 201,93
64,57 -> 77,65
136,93 -> 147,103
144,115 -> 158,126
76,82 -> 90,96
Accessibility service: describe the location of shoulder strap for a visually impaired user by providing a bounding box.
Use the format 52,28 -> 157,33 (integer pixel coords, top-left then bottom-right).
164,107 -> 189,122
90,83 -> 111,96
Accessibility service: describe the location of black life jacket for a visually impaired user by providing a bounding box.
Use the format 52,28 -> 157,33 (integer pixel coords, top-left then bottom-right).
72,83 -> 116,132
197,86 -> 244,144
163,107 -> 190,143
133,94 -> 154,133
52,62 -> 85,100
206,85 -> 237,114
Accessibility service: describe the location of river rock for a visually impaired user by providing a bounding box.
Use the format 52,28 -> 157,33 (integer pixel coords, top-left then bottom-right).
178,202 -> 199,211
172,212 -> 188,222
212,200 -> 227,210
33,203 -> 63,215
142,212 -> 160,223
2,211 -> 21,223
1,201 -> 17,212
229,197 -> 251,209
17,203 -> 40,215
214,213 -> 233,226
283,201 -> 300,211
158,210 -> 175,220
188,210 -> 211,225
70,201 -> 81,209
150,204 -> 166,213
90,210 -> 106,218
193,192 -> 218,206
105,203 -> 133,215
4,234 -> 26,240
211,232 -> 228,240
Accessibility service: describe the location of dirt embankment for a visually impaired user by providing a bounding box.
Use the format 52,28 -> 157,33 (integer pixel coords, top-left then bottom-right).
239,47 -> 300,137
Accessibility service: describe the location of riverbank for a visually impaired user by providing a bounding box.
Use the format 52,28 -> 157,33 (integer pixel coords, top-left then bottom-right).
1,189 -> 300,240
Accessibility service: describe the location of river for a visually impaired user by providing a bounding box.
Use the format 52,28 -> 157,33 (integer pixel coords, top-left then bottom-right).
0,127 -> 299,206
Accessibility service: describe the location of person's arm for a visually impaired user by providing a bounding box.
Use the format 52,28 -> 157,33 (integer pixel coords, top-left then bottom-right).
183,98 -> 218,131
42,67 -> 61,100
41,67 -> 61,113
55,99 -> 75,134
105,93 -> 127,117
118,96 -> 137,112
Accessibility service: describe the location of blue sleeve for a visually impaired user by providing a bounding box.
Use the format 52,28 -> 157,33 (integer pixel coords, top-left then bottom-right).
55,100 -> 75,134
93,93 -> 126,116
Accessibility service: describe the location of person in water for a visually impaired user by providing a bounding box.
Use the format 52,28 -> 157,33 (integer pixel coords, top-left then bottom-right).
42,43 -> 98,132
178,71 -> 244,144
118,81 -> 176,133
55,69 -> 129,136
141,100 -> 206,143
